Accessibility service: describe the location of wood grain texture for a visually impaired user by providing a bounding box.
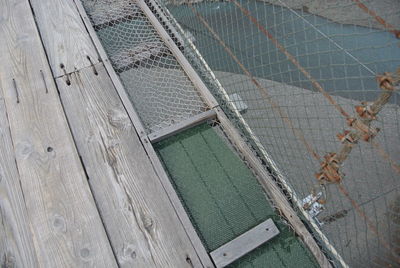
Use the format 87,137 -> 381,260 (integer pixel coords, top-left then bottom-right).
137,0 -> 218,109
210,219 -> 279,268
73,1 -> 214,266
148,109 -> 216,143
0,97 -> 39,268
136,2 -> 331,265
56,63 -> 203,268
29,0 -> 99,77
0,0 -> 117,267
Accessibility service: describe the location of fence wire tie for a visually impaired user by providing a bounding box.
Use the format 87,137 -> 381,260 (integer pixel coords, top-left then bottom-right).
315,152 -> 342,184
315,69 -> 398,187
346,118 -> 380,142
355,102 -> 377,120
337,130 -> 357,144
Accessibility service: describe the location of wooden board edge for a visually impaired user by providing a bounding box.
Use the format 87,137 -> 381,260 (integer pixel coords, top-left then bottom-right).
210,219 -> 279,268
136,1 -> 334,266
72,1 -> 215,267
136,0 -> 218,109
217,109 -> 333,268
148,109 -> 216,143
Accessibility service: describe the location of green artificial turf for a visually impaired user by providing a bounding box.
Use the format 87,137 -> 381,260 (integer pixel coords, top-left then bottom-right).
155,124 -> 318,267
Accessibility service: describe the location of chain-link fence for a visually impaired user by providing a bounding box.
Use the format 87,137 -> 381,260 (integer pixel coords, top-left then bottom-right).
157,0 -> 400,267
82,0 -> 209,133
81,0 -> 400,266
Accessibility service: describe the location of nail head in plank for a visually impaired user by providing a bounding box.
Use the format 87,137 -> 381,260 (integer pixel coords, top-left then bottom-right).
148,109 -> 217,143
210,219 -> 279,268
0,0 -> 117,266
56,63 -> 204,268
73,1 -> 215,266
29,0 -> 100,77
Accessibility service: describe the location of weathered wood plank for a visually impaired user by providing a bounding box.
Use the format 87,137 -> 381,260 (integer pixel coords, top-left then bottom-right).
56,63 -> 204,268
0,0 -> 117,267
29,0 -> 99,77
210,219 -> 279,268
148,109 -> 216,143
73,1 -> 214,266
0,98 -> 39,268
137,2 -> 332,266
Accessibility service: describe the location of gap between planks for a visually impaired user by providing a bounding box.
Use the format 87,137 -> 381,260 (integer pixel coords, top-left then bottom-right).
0,0 -> 118,266
72,0 -> 215,267
55,64 -> 205,267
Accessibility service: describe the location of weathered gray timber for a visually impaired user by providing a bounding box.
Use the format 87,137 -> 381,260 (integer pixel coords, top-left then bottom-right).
56,63 -> 204,268
0,96 -> 39,268
29,0 -> 100,77
0,0 -> 117,267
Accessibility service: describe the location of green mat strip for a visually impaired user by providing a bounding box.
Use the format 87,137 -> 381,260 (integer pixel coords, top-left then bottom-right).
155,124 -> 317,267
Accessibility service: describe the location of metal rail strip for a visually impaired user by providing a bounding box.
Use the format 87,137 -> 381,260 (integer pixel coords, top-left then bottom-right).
75,0 -> 334,266
157,3 -> 349,267
73,1 -> 215,267
139,0 -> 334,267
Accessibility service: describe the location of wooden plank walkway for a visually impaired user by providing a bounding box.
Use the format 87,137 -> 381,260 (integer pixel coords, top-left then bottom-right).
0,0 -> 210,267
29,0 -> 100,77
0,0 -> 117,267
55,64 -> 204,267
0,92 -> 39,268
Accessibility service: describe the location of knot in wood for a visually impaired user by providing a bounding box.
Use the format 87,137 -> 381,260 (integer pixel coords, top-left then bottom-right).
121,244 -> 137,263
108,108 -> 131,130
142,215 -> 154,232
52,214 -> 66,233
80,248 -> 90,259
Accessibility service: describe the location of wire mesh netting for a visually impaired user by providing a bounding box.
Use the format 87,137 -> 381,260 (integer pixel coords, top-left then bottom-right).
155,122 -> 318,267
81,0 -> 208,133
80,0 -> 400,266
156,0 -> 400,267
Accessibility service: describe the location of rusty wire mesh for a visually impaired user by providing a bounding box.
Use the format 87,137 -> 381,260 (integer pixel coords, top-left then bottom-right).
157,0 -> 400,267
